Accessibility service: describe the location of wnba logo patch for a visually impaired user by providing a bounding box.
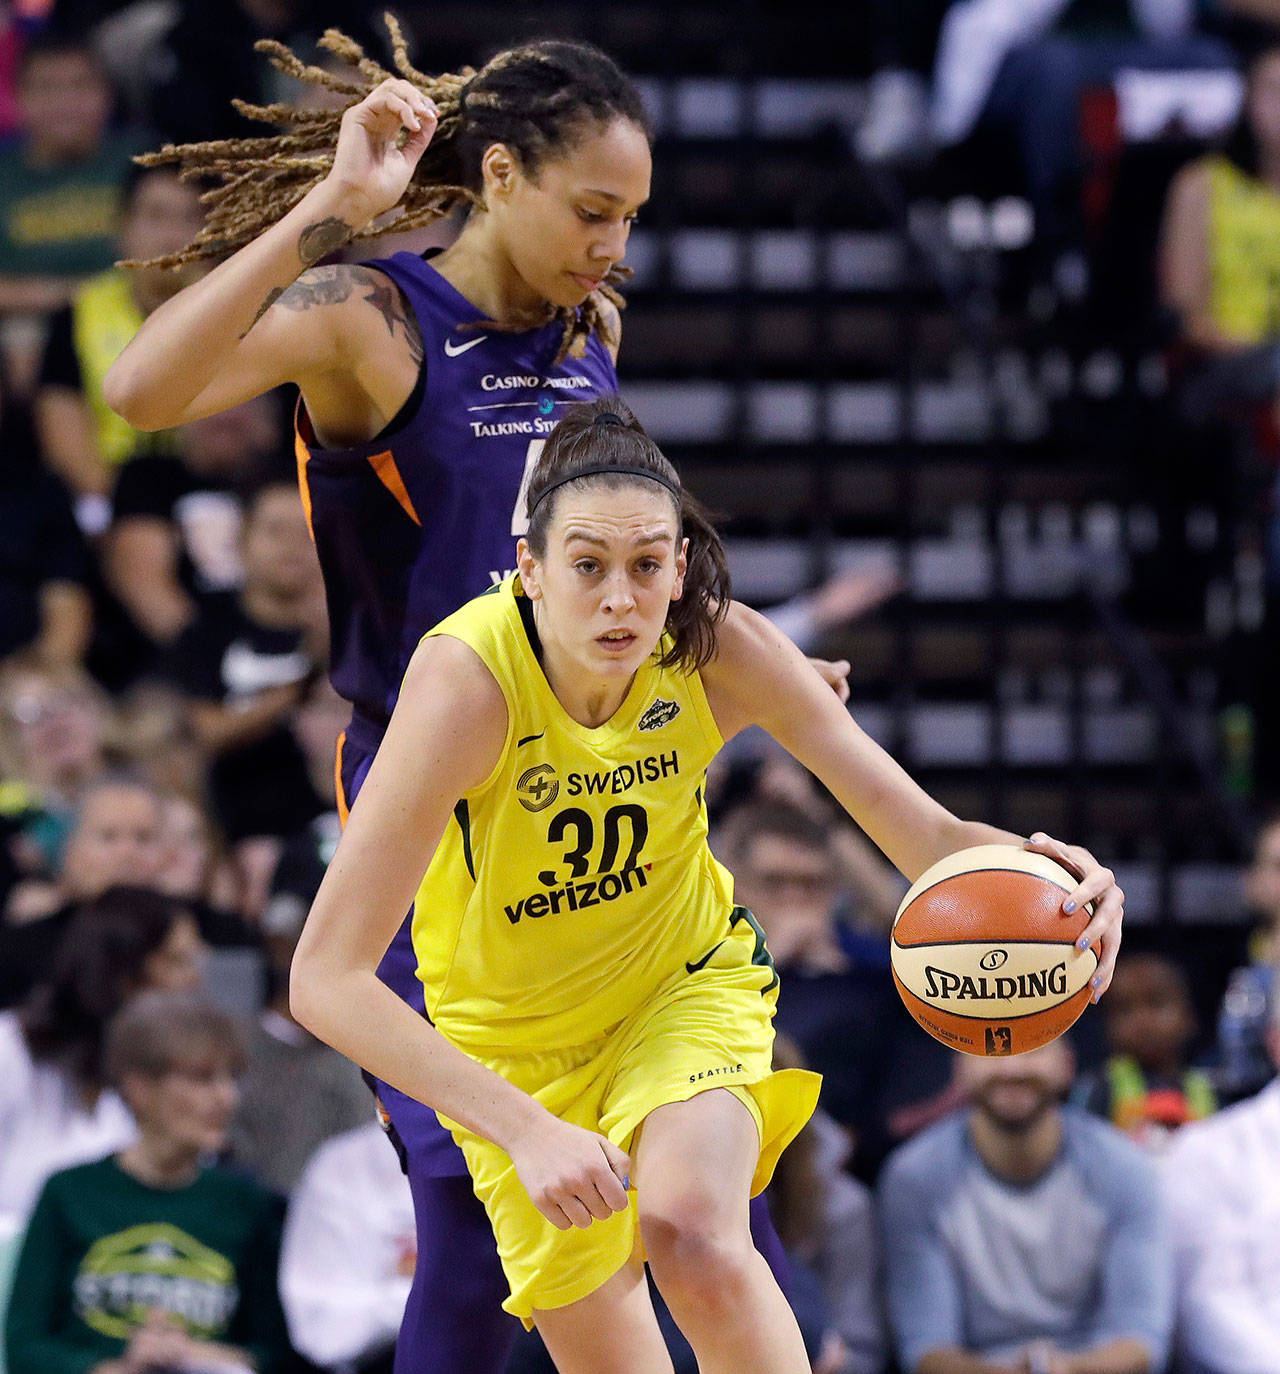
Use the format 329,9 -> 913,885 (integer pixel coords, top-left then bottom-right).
516,764 -> 559,812
639,698 -> 680,731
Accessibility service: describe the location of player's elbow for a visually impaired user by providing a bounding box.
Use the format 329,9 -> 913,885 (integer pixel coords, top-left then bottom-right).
288,940 -> 330,1040
102,354 -> 174,431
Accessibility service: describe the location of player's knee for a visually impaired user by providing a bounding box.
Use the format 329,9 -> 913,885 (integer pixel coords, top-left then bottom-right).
641,1200 -> 754,1316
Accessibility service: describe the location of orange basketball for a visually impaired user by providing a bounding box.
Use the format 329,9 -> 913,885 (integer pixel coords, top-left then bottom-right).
891,844 -> 1097,1056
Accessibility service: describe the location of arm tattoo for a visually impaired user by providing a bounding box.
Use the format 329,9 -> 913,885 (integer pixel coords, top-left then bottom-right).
359,276 -> 424,366
240,265 -> 423,366
239,286 -> 284,338
298,215 -> 354,267
239,265 -> 356,338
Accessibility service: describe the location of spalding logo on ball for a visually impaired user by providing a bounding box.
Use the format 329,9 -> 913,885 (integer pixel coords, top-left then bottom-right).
891,844 -> 1097,1056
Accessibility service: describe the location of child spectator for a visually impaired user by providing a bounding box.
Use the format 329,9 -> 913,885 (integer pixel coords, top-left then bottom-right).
5,990 -> 296,1374
1074,951 -> 1217,1148
33,164 -> 207,527
0,886 -> 205,1239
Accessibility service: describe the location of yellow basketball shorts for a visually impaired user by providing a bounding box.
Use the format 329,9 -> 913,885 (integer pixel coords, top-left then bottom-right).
436,907 -> 821,1324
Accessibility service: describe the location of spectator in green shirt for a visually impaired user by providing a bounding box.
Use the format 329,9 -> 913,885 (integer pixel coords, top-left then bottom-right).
0,32 -> 148,392
4,990 -> 298,1374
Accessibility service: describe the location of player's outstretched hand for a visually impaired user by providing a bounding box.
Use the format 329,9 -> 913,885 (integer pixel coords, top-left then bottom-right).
509,1113 -> 632,1231
327,77 -> 439,225
1023,832 -> 1124,1002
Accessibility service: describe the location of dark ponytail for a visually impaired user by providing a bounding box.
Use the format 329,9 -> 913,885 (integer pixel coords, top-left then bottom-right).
525,396 -> 730,671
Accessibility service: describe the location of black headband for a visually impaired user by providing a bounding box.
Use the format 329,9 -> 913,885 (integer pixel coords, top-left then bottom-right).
527,463 -> 683,518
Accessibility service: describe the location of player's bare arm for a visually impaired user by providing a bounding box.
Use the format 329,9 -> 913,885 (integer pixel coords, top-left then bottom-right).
105,78 -> 437,434
702,603 -> 1124,990
290,634 -> 630,1227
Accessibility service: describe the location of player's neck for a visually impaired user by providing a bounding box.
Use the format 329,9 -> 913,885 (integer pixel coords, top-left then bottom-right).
432,218 -> 546,322
538,637 -> 633,728
969,1107 -> 1063,1184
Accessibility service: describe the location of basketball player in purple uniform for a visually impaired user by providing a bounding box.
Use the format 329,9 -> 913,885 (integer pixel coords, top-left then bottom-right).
107,28 -> 830,1374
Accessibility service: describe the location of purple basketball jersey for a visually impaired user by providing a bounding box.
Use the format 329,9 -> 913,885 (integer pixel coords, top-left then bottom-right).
297,251 -> 619,738
297,253 -> 618,1173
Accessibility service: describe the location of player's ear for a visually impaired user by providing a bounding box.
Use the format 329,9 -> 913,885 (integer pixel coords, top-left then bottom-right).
480,143 -> 520,199
516,538 -> 541,599
670,536 -> 688,603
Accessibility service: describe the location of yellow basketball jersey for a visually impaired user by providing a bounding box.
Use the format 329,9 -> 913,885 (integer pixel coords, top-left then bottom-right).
410,576 -> 736,1053
1206,156 -> 1280,344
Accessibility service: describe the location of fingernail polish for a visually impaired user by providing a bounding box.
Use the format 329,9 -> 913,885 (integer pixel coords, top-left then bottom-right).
1092,975 -> 1102,989
623,1175 -> 631,1191
1064,900 -> 1077,914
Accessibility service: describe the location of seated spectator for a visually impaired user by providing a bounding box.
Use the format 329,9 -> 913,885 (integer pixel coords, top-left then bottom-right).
33,163 -> 207,529
1212,808 -> 1280,1099
0,659 -> 113,890
0,886 -> 205,1240
1163,974 -> 1280,1374
105,393 -> 285,656
228,841 -> 372,1194
767,1036 -> 884,1374
1161,44 -> 1280,439
1074,951 -> 1216,1148
5,990 -> 296,1374
710,753 -> 904,943
0,772 -> 165,973
933,0 -> 1234,264
155,789 -> 237,910
280,1118 -> 414,1374
0,366 -> 92,666
717,797 -> 950,1171
163,481 -> 327,910
879,1037 -> 1173,1374
0,31 -> 148,391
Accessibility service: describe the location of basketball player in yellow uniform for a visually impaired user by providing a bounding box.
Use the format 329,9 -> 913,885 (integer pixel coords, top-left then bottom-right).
291,398 -> 1127,1373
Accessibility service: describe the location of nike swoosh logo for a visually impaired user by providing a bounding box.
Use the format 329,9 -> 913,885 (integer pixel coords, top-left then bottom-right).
443,335 -> 488,357
517,731 -> 545,747
685,939 -> 727,975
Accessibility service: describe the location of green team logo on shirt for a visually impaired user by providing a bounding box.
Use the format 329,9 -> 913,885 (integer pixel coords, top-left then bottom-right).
516,763 -> 560,811
638,697 -> 680,731
72,1223 -> 238,1340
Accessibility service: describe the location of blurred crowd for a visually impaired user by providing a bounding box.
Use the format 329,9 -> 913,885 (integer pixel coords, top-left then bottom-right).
2,2 -> 1280,1373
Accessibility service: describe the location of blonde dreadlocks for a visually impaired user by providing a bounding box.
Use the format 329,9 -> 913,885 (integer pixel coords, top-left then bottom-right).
129,13 -> 649,362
